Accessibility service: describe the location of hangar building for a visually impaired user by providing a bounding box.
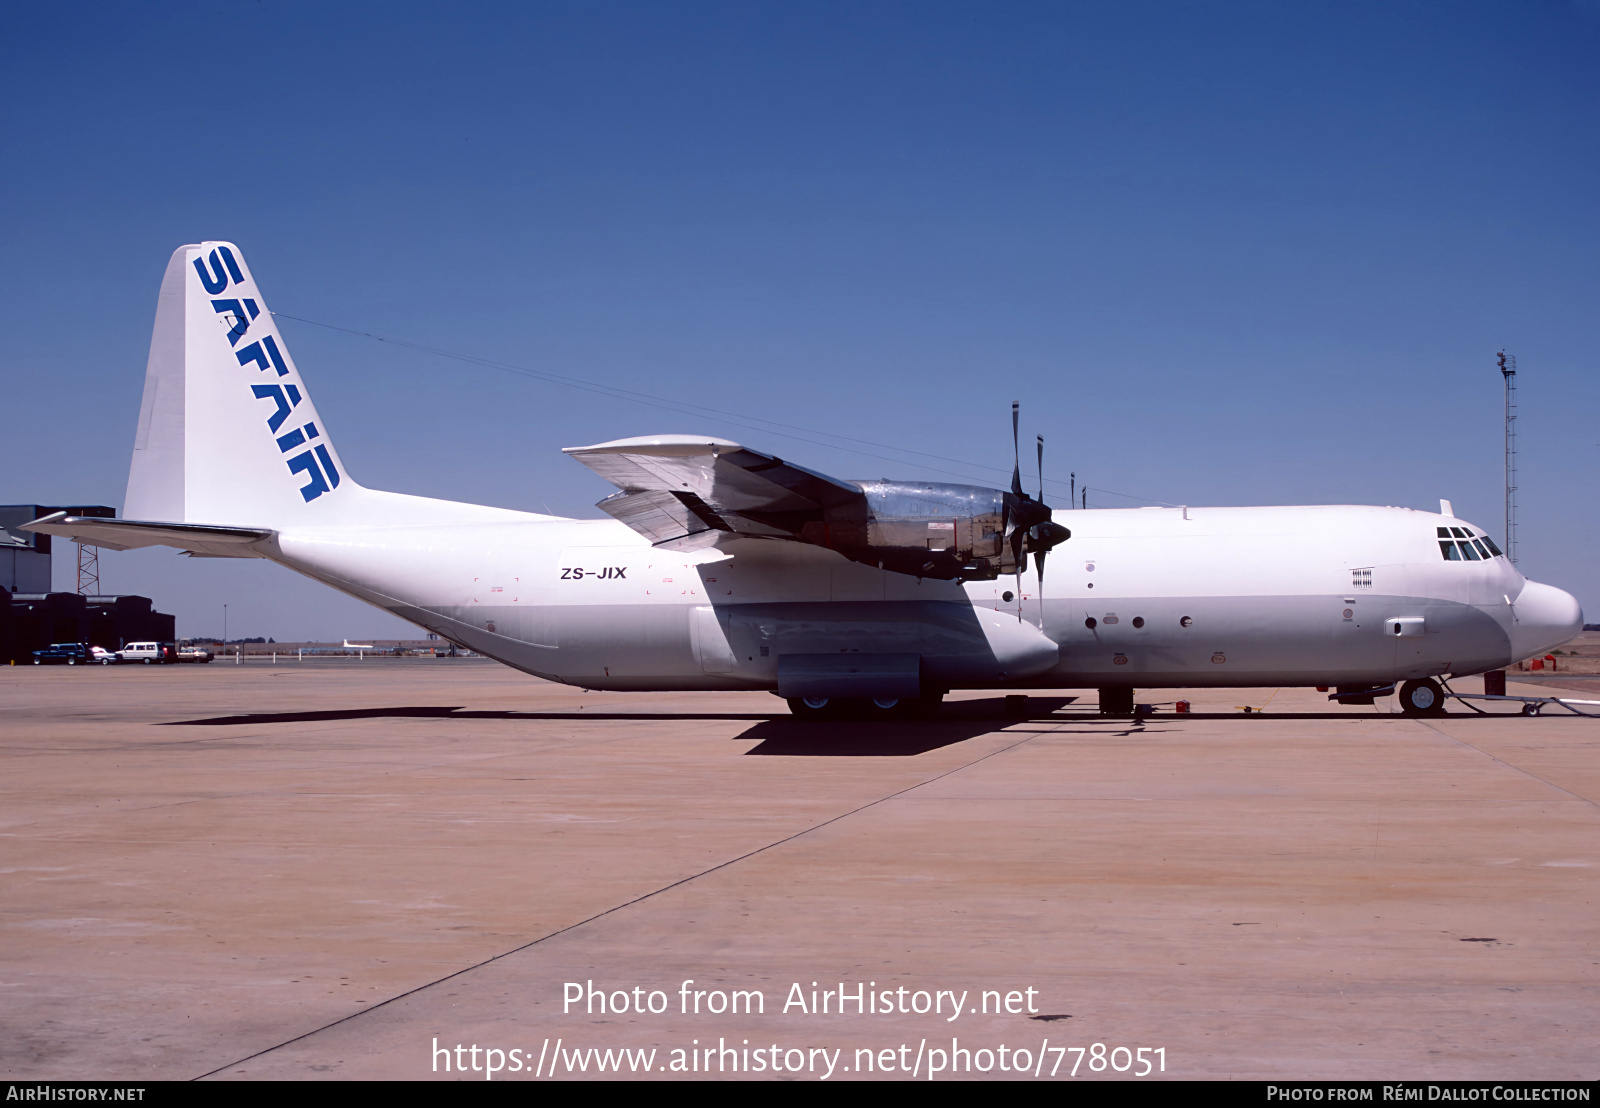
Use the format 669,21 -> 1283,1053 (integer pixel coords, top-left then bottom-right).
1,505 -> 176,662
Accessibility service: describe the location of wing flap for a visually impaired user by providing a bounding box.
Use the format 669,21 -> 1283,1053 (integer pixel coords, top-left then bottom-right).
566,435 -> 865,547
596,488 -> 797,550
596,490 -> 717,546
21,512 -> 274,558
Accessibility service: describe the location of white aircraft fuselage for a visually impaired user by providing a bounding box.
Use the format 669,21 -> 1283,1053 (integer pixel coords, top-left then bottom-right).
270,497 -> 1573,693
25,242 -> 1583,708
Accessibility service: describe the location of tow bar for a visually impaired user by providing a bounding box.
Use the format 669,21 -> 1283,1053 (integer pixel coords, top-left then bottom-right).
1440,680 -> 1600,717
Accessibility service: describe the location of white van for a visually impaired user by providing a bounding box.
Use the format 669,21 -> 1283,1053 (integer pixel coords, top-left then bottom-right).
119,642 -> 175,664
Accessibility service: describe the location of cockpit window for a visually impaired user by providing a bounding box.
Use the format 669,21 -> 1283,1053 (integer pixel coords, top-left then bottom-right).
1437,526 -> 1505,561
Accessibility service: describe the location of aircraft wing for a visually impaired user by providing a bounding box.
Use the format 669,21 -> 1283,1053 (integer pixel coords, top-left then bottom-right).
21,512 -> 274,558
563,435 -> 864,551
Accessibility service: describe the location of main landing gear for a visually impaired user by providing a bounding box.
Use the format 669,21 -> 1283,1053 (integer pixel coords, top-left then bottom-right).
786,694 -> 943,720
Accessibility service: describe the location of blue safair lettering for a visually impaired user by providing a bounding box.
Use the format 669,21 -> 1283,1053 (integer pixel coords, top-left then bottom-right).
194,249 -> 231,294
261,334 -> 289,375
314,443 -> 340,489
217,246 -> 244,285
251,384 -> 301,431
276,421 -> 318,453
218,271 -> 339,500
237,341 -> 269,372
282,424 -> 340,498
287,450 -> 332,502
236,339 -> 288,376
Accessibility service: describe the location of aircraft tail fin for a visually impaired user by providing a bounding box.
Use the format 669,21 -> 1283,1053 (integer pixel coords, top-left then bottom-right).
126,242 -> 359,528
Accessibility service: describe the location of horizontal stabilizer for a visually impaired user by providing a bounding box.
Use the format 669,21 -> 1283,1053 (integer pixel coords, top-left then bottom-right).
22,512 -> 273,559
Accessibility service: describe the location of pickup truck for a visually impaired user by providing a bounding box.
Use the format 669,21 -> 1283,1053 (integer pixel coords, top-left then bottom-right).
176,645 -> 214,663
31,643 -> 93,665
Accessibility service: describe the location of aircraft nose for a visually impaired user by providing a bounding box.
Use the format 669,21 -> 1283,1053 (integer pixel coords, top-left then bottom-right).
1511,580 -> 1584,661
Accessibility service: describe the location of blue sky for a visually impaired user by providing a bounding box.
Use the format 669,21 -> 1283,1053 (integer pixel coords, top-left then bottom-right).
4,1 -> 1597,638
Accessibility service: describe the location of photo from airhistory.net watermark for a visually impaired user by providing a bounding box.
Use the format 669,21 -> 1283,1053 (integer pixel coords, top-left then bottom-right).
428,976 -> 1167,1080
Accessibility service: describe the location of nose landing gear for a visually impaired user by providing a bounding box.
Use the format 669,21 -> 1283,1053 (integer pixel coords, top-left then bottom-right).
1399,678 -> 1447,715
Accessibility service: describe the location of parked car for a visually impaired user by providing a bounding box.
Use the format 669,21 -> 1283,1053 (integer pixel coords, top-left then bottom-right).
31,643 -> 93,665
91,646 -> 120,665
118,641 -> 177,664
176,645 -> 214,663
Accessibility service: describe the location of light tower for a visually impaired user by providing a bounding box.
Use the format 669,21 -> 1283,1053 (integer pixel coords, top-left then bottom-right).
76,542 -> 100,595
1498,350 -> 1517,566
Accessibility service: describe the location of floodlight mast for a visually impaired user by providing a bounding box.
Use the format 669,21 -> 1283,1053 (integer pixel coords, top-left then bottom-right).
1498,350 -> 1517,566
76,542 -> 100,595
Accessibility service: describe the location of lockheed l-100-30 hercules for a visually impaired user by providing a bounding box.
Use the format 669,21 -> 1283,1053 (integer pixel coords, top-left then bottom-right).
25,243 -> 1583,718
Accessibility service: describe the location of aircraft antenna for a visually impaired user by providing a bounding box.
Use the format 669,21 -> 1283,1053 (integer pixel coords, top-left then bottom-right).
1498,351 -> 1517,566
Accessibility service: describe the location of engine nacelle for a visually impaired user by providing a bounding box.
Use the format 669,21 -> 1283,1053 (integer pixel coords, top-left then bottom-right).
792,481 -> 1066,581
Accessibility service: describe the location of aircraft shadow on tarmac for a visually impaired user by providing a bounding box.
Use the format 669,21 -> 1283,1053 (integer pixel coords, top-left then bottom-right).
740,720 -> 1000,756
160,699 -> 1526,741
160,695 -> 1076,752
738,696 -> 1083,756
162,706 -> 776,726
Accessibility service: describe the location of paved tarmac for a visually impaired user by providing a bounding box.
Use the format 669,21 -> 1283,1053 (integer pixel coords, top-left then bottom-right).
2,660 -> 1596,1081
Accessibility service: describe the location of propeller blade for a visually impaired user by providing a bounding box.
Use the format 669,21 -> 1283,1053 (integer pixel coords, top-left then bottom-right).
1011,525 -> 1026,619
1036,434 -> 1045,504
1030,521 -> 1071,615
1011,402 -> 1023,497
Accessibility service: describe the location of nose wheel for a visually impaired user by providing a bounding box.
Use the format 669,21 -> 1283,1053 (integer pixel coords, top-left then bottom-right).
1399,678 -> 1447,716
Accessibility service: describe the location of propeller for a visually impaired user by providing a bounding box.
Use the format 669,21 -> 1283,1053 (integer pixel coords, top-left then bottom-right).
1037,434 -> 1044,501
1035,434 -> 1050,592
1008,404 -> 1027,605
1002,404 -> 1070,612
